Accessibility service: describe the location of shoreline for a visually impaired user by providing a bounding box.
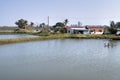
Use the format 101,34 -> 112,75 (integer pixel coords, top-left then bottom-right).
0,34 -> 120,45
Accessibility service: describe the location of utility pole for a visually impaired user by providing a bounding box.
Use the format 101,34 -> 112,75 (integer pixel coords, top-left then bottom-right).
47,16 -> 49,27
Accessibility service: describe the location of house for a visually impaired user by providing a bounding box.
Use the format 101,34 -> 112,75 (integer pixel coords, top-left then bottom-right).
65,25 -> 105,34
65,26 -> 89,34
87,26 -> 104,34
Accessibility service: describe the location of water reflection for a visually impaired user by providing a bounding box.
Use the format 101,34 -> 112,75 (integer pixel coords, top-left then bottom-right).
104,40 -> 117,48
0,39 -> 120,80
0,34 -> 38,39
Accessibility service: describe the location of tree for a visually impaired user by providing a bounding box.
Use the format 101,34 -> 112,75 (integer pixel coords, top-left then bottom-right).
40,23 -> 46,28
53,22 -> 66,33
64,19 -> 69,26
108,27 -> 117,34
30,22 -> 34,27
15,19 -> 28,29
110,21 -> 116,28
59,27 -> 67,33
109,21 -> 117,34
55,22 -> 65,28
116,22 -> 120,28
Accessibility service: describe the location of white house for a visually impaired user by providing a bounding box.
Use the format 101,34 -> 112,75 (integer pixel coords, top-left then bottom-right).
87,26 -> 104,34
66,26 -> 89,34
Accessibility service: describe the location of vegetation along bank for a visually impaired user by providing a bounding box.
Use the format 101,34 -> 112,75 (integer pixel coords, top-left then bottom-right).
0,34 -> 120,45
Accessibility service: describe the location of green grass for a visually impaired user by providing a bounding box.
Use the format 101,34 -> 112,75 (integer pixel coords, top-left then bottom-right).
0,34 -> 120,45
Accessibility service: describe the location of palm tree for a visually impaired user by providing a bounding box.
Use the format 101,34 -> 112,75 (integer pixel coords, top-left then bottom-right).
64,19 -> 69,26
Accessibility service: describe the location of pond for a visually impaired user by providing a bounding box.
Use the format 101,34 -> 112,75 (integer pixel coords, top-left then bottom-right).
0,39 -> 120,80
0,34 -> 38,39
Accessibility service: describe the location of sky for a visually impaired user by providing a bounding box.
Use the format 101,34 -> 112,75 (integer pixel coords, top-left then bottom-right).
0,0 -> 120,26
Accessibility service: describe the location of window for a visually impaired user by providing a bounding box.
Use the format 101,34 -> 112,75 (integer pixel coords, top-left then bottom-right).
99,30 -> 102,32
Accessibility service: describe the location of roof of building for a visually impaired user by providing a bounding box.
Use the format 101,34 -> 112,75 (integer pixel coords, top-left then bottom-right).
70,27 -> 88,31
86,26 -> 104,29
65,26 -> 83,29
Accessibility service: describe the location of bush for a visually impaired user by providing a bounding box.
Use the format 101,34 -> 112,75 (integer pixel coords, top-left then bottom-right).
59,28 -> 67,33
108,27 -> 117,34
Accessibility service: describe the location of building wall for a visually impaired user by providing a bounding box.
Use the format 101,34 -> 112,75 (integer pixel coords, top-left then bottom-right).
67,29 -> 89,34
95,32 -> 104,34
83,30 -> 89,34
88,27 -> 104,34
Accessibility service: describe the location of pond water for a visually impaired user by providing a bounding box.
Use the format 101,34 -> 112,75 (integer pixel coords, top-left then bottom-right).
0,39 -> 120,80
0,34 -> 38,39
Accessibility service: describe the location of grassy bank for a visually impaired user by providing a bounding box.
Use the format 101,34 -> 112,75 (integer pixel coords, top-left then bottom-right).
0,34 -> 120,45
69,34 -> 120,39
0,34 -> 68,44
